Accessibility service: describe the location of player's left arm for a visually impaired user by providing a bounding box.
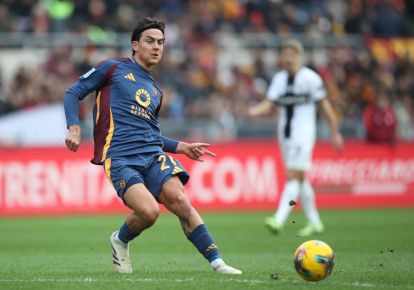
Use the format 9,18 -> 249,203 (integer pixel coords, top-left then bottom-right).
319,98 -> 344,152
160,136 -> 215,162
176,141 -> 216,162
310,73 -> 344,152
160,136 -> 179,153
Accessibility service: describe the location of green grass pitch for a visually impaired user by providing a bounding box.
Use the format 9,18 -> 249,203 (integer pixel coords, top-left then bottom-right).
0,209 -> 413,290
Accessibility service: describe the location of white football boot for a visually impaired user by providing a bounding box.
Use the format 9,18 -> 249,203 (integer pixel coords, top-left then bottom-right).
109,231 -> 132,273
211,258 -> 242,275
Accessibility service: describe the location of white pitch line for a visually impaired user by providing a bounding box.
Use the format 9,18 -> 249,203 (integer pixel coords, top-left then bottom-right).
223,278 -> 377,287
0,277 -> 412,289
221,278 -> 414,289
0,278 -> 194,283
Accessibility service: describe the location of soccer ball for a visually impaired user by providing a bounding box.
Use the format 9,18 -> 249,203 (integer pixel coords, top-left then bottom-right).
293,240 -> 334,282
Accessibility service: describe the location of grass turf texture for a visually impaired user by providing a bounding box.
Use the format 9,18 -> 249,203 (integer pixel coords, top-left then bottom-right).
0,209 -> 413,290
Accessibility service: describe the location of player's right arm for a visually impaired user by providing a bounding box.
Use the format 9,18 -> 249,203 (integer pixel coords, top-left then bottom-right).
248,99 -> 275,117
64,60 -> 117,152
65,124 -> 81,152
248,73 -> 280,117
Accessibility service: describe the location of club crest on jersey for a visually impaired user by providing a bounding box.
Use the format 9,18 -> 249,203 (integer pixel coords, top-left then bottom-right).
81,67 -> 96,79
152,86 -> 158,97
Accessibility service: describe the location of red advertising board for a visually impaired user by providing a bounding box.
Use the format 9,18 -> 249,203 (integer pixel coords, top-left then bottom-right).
0,141 -> 413,216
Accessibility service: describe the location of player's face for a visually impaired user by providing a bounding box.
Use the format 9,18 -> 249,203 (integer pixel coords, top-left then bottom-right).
132,28 -> 165,70
281,47 -> 301,74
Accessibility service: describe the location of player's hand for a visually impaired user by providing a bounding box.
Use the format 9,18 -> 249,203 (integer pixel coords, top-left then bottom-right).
65,125 -> 81,152
331,130 -> 344,152
248,105 -> 267,118
176,142 -> 216,162
247,99 -> 274,117
247,107 -> 260,117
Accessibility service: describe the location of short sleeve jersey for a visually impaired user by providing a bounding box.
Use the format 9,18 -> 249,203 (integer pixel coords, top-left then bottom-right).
266,66 -> 326,146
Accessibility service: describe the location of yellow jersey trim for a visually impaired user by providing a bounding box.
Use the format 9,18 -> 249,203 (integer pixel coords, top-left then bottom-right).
101,108 -> 114,161
95,91 -> 101,125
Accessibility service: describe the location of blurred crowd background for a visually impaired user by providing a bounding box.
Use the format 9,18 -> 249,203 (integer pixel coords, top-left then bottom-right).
0,0 -> 413,145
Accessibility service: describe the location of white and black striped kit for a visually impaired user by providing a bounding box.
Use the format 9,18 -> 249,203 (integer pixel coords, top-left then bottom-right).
266,66 -> 326,170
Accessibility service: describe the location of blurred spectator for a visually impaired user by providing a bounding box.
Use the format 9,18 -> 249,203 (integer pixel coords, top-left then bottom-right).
206,95 -> 237,141
372,0 -> 406,37
0,3 -> 13,32
394,94 -> 414,140
44,0 -> 74,33
363,90 -> 397,144
2,0 -> 412,36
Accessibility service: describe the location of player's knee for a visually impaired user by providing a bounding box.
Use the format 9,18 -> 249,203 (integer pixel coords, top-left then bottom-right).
162,189 -> 191,216
139,205 -> 160,226
286,170 -> 305,182
167,189 -> 187,206
173,193 -> 194,217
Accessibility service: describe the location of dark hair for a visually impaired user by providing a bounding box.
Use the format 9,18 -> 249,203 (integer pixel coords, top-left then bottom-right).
131,17 -> 165,43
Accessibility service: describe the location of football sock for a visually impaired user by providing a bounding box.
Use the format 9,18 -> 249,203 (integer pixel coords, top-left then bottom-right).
274,179 -> 300,226
300,179 -> 323,226
117,223 -> 140,244
187,224 -> 220,263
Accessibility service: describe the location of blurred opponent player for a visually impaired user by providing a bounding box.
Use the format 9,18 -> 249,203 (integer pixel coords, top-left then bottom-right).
63,17 -> 241,275
249,39 -> 343,236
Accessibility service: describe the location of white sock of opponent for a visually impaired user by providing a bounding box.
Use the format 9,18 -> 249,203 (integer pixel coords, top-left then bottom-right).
274,179 -> 300,227
300,179 -> 322,226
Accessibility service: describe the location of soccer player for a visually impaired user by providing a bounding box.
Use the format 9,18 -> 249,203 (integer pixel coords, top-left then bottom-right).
248,39 -> 343,237
63,17 -> 241,275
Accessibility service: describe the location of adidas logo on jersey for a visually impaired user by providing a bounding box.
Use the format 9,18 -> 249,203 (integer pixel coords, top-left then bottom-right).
124,73 -> 136,81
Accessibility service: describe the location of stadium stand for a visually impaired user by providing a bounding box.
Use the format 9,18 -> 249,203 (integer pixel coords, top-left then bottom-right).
0,0 -> 413,142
